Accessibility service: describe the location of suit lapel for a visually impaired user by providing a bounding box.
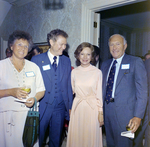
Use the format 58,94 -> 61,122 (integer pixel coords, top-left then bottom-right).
58,56 -> 66,81
41,52 -> 53,82
103,59 -> 112,98
115,54 -> 130,89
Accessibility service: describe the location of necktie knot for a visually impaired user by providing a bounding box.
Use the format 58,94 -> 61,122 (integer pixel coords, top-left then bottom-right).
113,60 -> 117,66
53,56 -> 57,62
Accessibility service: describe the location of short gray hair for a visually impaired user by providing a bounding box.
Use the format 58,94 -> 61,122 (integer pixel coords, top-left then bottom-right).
108,34 -> 127,46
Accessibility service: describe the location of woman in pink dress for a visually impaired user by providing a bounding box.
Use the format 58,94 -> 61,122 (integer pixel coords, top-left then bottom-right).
67,42 -> 103,147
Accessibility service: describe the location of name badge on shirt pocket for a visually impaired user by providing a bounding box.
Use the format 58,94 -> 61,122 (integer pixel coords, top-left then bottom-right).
25,71 -> 35,77
42,64 -> 50,71
121,64 -> 130,69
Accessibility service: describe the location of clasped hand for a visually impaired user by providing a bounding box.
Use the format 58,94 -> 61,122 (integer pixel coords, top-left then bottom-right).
11,88 -> 35,108
98,111 -> 104,127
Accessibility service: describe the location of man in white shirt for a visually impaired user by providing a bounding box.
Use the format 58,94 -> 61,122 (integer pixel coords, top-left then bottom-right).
101,34 -> 147,147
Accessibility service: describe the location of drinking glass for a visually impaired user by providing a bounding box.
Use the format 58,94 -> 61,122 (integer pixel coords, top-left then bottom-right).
22,85 -> 31,94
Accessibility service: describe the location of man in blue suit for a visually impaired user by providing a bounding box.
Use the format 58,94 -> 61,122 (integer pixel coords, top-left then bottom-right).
101,34 -> 147,147
31,29 -> 73,147
144,58 -> 150,147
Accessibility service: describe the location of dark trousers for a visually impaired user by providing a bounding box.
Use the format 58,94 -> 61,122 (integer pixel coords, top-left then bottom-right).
39,99 -> 65,147
144,123 -> 150,147
143,107 -> 149,147
104,102 -> 133,147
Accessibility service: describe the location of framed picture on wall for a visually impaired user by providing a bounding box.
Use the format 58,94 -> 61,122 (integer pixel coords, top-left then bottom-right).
35,42 -> 49,53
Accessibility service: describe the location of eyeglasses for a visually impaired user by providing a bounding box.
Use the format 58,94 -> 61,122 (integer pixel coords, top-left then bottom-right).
16,43 -> 28,49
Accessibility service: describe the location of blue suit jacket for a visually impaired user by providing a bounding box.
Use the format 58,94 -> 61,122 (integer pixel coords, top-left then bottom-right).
31,51 -> 73,120
101,54 -> 148,129
145,59 -> 150,122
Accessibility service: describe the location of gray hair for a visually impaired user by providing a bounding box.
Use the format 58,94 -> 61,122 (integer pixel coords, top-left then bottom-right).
108,34 -> 127,46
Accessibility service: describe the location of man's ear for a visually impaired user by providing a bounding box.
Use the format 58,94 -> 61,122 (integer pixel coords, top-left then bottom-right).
49,39 -> 54,47
124,43 -> 127,51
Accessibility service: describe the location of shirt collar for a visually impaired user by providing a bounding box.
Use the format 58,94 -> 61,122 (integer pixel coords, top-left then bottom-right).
47,49 -> 59,64
113,53 -> 125,65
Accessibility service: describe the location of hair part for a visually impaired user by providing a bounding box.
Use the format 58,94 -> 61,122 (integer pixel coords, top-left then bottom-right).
47,29 -> 68,47
74,42 -> 95,66
8,30 -> 33,52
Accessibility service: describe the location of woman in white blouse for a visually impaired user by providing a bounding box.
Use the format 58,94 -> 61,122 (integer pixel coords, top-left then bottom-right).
0,30 -> 45,147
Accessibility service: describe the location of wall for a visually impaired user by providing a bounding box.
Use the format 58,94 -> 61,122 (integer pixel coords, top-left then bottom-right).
130,28 -> 150,57
0,0 -> 147,65
0,0 -> 87,67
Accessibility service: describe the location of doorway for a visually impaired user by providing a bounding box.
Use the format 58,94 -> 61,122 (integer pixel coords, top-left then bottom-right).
81,0 -> 146,44
98,0 -> 150,63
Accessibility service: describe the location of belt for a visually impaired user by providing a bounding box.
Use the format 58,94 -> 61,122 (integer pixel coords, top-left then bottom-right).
74,96 -> 97,113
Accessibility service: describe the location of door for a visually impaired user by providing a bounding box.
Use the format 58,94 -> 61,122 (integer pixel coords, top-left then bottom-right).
81,0 -> 146,45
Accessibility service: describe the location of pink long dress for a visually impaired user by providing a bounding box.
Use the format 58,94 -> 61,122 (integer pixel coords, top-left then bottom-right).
66,64 -> 103,147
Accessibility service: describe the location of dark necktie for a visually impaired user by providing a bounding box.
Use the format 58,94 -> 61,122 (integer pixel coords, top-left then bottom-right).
105,60 -> 117,104
52,56 -> 57,71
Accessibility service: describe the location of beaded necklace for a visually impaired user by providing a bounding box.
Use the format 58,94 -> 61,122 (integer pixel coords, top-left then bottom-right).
10,57 -> 26,87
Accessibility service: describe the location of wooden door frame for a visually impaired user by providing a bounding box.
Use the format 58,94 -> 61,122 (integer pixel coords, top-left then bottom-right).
81,0 -> 146,45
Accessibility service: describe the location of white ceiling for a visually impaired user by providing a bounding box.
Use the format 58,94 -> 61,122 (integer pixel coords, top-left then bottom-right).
104,11 -> 150,29
0,0 -> 34,26
2,0 -> 34,6
101,0 -> 150,29
0,0 -> 11,26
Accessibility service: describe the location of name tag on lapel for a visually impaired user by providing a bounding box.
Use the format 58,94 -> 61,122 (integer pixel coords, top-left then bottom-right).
121,64 -> 130,69
25,71 -> 35,77
42,64 -> 50,71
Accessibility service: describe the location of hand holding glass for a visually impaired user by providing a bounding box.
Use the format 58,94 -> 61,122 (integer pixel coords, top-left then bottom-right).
21,85 -> 31,94
126,125 -> 132,131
